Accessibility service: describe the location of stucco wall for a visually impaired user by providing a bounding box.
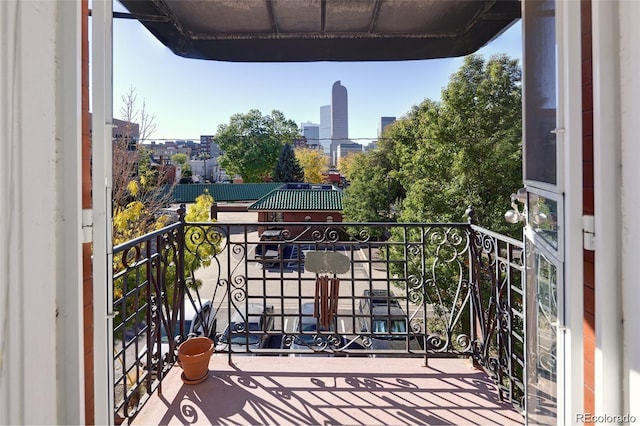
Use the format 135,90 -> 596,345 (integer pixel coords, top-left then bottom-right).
0,1 -> 84,424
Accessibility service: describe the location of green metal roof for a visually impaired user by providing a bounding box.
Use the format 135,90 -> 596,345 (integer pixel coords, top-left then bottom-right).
169,183 -> 282,203
248,189 -> 343,211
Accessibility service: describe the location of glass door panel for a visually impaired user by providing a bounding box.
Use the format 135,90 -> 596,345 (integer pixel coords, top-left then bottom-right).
523,0 -> 557,185
525,240 -> 559,424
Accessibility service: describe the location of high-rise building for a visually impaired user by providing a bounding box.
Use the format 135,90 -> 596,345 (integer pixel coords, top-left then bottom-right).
379,116 -> 396,136
330,81 -> 349,163
335,142 -> 362,167
319,105 -> 331,156
301,122 -> 320,149
199,134 -> 225,181
200,135 -> 214,156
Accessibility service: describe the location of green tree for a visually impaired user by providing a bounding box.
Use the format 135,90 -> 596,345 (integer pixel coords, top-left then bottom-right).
179,168 -> 193,184
343,54 -> 522,237
399,54 -> 522,236
172,152 -> 192,183
213,109 -> 300,183
171,152 -> 188,166
342,150 -> 403,223
272,143 -> 304,182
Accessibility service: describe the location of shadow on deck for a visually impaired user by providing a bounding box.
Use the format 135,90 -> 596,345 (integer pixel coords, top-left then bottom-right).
132,356 -> 524,425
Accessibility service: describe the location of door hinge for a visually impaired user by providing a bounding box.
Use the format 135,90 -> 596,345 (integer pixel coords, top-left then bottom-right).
583,215 -> 595,251
82,209 -> 93,243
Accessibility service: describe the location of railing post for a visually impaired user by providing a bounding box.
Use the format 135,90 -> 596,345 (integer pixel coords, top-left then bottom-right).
465,207 -> 483,367
176,204 -> 187,345
468,225 -> 482,367
144,235 -> 153,397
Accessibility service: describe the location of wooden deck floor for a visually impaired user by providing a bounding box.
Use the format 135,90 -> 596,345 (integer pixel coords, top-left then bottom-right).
132,355 -> 524,425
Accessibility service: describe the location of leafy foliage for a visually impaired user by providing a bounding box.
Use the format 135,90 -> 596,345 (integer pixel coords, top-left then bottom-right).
113,87 -> 175,245
343,54 -> 522,238
295,147 -> 329,183
171,153 -> 188,166
342,150 -> 403,223
112,145 -> 175,245
336,152 -> 363,181
343,54 -> 522,324
183,191 -> 220,286
272,143 -> 304,182
179,168 -> 193,184
113,193 -> 219,331
213,109 -> 300,182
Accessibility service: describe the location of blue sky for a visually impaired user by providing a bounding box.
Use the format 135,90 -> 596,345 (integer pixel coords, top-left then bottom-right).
113,2 -> 522,144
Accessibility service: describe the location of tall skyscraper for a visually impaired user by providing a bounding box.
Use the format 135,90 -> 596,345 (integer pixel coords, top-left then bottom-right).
319,105 -> 331,156
330,81 -> 349,164
379,116 -> 396,136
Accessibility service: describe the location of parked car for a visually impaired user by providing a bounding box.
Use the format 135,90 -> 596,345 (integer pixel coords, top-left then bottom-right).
140,298 -> 215,369
290,302 -> 366,357
215,303 -> 274,353
255,229 -> 285,264
358,289 -> 420,353
290,302 -> 341,356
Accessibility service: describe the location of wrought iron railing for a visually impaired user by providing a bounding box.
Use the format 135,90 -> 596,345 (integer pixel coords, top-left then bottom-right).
111,214 -> 524,423
112,221 -> 186,423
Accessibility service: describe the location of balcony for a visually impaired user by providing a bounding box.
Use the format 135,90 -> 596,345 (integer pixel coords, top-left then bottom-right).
132,356 -> 523,425
112,210 -> 525,424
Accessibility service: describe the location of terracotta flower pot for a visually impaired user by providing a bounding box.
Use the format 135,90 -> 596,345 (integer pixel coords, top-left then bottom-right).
177,337 -> 214,384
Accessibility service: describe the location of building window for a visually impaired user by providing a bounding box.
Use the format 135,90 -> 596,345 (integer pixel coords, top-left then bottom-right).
326,216 -> 334,222
270,212 -> 283,222
305,216 -> 311,221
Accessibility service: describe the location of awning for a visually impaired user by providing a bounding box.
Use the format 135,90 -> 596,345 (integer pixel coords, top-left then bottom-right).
118,0 -> 520,62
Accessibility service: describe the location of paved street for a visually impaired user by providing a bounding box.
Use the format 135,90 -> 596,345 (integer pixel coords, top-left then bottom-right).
188,211 -> 432,345
189,211 -> 405,330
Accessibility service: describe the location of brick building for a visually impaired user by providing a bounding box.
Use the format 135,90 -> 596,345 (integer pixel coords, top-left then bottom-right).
248,183 -> 343,236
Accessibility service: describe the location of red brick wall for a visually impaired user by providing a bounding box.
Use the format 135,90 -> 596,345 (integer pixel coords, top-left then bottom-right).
81,0 -> 94,422
581,0 -> 595,416
256,211 -> 343,236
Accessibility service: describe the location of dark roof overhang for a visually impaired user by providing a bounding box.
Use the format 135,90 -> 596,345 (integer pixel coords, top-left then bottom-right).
117,0 -> 520,62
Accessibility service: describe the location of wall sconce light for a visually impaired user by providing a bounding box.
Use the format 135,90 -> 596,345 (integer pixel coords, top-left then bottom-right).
504,188 -> 526,224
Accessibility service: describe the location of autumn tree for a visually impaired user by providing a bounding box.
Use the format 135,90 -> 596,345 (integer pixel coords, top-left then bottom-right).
272,143 -> 304,182
112,87 -> 174,245
213,109 -> 300,182
336,151 -> 363,181
294,147 -> 329,183
113,192 -> 219,340
183,191 -> 220,287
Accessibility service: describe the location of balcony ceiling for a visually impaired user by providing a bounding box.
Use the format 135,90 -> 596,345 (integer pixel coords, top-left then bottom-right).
118,0 -> 521,62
